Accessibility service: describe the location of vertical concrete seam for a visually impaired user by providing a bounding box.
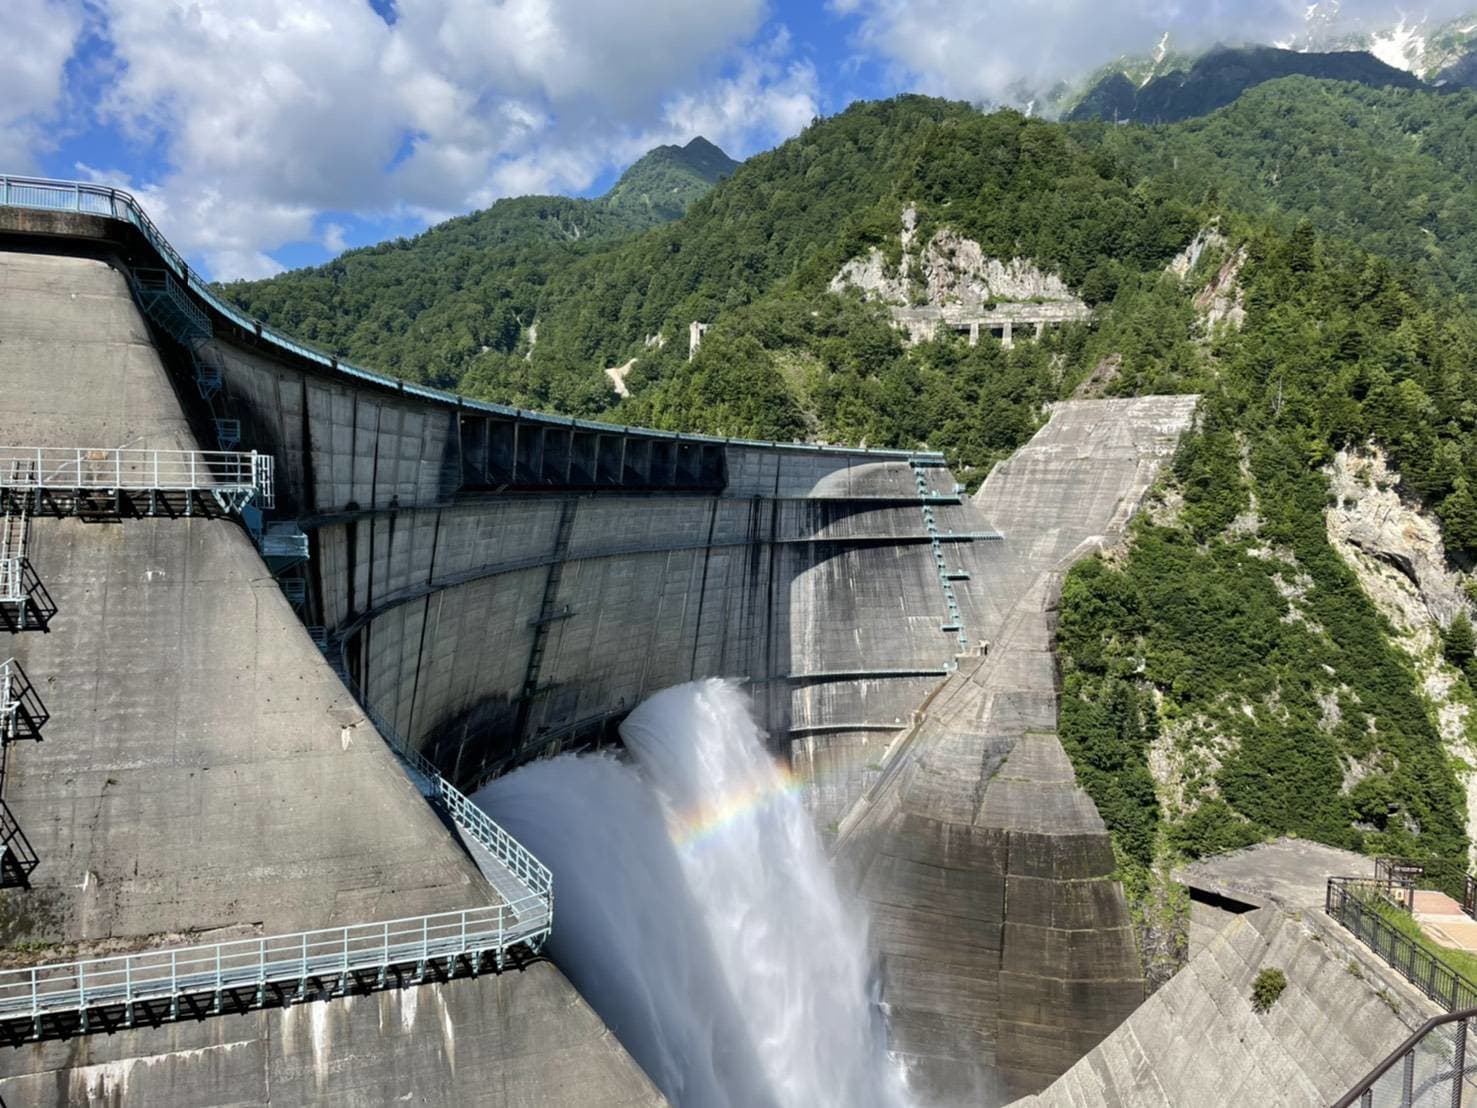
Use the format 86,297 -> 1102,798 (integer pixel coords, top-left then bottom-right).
688,498 -> 719,681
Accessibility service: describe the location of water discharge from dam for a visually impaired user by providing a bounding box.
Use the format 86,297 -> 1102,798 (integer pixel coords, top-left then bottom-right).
476,679 -> 910,1108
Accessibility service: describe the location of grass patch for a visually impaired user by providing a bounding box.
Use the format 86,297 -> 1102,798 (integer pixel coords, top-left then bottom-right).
1251,967 -> 1287,1013
1370,896 -> 1477,984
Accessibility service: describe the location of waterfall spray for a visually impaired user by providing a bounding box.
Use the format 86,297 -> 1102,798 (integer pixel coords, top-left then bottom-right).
476,679 -> 910,1108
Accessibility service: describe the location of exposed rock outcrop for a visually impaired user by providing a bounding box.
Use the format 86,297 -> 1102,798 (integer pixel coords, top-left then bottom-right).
1166,224 -> 1228,280
1325,446 -> 1477,856
1327,448 -> 1471,627
829,205 -> 1082,310
1194,247 -> 1247,331
605,357 -> 636,397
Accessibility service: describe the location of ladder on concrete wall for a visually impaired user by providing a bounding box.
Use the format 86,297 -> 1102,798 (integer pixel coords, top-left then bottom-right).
911,457 -> 970,652
0,657 -> 46,890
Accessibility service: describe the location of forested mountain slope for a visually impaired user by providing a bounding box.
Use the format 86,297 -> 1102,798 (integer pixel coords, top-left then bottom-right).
1093,78 -> 1477,299
218,136 -> 737,389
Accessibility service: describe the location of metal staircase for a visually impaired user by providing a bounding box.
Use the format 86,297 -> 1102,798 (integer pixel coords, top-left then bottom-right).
910,457 -> 970,652
0,460 -> 32,628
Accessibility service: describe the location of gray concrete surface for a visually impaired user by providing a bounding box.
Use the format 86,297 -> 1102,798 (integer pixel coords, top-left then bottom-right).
207,334 -> 993,781
0,961 -> 661,1107
1008,907 -> 1439,1108
835,397 -> 1198,1103
0,251 -> 661,1104
1176,836 -> 1375,912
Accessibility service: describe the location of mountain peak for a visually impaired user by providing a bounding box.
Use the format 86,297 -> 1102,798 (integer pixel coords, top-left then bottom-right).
602,137 -> 741,220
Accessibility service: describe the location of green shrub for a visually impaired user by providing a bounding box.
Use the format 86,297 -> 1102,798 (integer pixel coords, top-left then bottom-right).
1251,967 -> 1288,1013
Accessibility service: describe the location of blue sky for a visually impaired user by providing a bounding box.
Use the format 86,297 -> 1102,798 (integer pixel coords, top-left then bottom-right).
3,0 -> 1462,280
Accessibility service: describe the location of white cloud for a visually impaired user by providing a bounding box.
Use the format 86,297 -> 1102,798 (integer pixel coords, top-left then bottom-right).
661,33 -> 820,157
837,0 -> 1477,106
0,0 -> 85,169
55,0 -> 809,278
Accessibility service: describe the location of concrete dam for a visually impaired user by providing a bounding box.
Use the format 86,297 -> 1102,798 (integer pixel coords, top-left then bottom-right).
0,178 -> 1434,1107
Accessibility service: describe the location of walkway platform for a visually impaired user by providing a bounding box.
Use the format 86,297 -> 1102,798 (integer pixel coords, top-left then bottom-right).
0,446 -> 272,516
1412,890 -> 1477,954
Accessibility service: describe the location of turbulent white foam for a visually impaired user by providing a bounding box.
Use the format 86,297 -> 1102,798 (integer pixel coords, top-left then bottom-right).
476,679 -> 910,1108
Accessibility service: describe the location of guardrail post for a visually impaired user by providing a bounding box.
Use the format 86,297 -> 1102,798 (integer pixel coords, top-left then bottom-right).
77,962 -> 86,1032
419,917 -> 428,981
213,945 -> 222,1014
339,928 -> 348,994
170,951 -> 179,1020
299,932 -> 308,1002
378,921 -> 389,988
124,958 -> 133,1027
1452,1017 -> 1468,1108
30,969 -> 39,1040
256,938 -> 266,1008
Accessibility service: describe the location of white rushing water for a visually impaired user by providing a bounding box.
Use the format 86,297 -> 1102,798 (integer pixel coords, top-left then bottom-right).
476,679 -> 909,1108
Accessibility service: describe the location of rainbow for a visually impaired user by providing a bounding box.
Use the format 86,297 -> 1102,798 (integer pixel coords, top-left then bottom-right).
668,763 -> 808,849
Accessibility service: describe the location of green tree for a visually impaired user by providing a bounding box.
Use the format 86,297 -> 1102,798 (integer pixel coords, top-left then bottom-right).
1445,611 -> 1475,670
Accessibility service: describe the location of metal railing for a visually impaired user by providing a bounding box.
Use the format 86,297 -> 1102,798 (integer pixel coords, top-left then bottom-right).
1333,1007 -> 1477,1107
341,672 -> 553,907
0,900 -> 547,1036
1,658 -> 21,742
0,657 -> 44,743
0,659 -> 551,1037
0,447 -> 272,511
1327,877 -> 1477,1012
0,558 -> 23,607
0,174 -> 938,462
1376,857 -> 1426,911
0,799 -> 39,888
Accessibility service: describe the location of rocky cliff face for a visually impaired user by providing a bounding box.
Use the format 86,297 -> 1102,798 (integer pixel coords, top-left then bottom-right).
1325,447 -> 1477,856
829,206 -> 1082,309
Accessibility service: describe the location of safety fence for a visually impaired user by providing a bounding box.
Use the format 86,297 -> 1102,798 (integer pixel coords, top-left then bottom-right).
0,447 -> 271,509
0,559 -> 22,610
1327,877 -> 1477,1012
0,901 -> 546,1039
1333,1006 -> 1477,1107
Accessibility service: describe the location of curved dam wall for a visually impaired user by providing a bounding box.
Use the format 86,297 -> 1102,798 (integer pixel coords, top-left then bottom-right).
0,203 -> 991,794
205,314 -> 985,786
